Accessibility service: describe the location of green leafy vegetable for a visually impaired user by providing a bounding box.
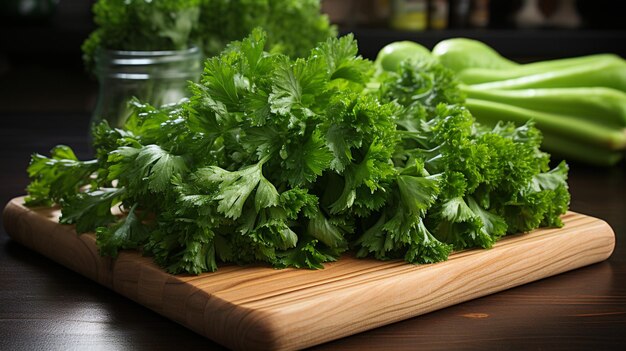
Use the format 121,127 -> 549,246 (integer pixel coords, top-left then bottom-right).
82,0 -> 202,71
27,30 -> 570,274
83,0 -> 335,71
379,38 -> 626,166
25,146 -> 98,206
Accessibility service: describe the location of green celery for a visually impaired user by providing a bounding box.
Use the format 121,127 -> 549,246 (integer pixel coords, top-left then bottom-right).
465,98 -> 626,151
457,54 -> 622,84
461,86 -> 626,128
468,59 -> 626,92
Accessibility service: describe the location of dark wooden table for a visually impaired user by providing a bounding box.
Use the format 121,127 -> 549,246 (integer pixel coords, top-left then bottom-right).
1,111 -> 624,351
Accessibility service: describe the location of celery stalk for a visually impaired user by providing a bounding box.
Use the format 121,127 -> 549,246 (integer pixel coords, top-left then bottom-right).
458,54 -> 622,84
465,98 -> 626,151
540,132 -> 624,166
468,59 -> 626,92
461,86 -> 626,128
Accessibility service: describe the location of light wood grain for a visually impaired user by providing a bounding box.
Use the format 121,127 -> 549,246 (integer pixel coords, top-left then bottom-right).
2,197 -> 615,351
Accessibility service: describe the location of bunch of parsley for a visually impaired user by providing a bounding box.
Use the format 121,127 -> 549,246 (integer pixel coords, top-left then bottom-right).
27,30 -> 569,274
82,0 -> 202,72
195,0 -> 336,58
82,0 -> 335,71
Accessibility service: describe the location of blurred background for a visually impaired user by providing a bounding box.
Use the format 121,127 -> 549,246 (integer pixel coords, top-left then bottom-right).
0,0 -> 625,115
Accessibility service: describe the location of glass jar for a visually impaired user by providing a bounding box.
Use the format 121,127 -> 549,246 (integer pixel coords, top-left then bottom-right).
92,46 -> 202,128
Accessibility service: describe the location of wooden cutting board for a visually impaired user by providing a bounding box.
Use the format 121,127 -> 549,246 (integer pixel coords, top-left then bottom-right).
2,197 -> 615,351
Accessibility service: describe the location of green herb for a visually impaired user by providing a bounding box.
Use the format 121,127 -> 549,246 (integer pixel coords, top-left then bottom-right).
196,0 -> 336,59
82,0 -> 202,71
82,0 -> 336,71
27,30 -> 569,274
378,38 -> 626,166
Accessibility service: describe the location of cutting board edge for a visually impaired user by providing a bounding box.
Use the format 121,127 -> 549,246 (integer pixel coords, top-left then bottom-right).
2,199 -> 117,287
230,214 -> 615,351
2,197 -> 616,351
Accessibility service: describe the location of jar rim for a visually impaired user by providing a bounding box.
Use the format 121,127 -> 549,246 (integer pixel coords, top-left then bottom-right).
99,45 -> 201,57
95,45 -> 203,70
